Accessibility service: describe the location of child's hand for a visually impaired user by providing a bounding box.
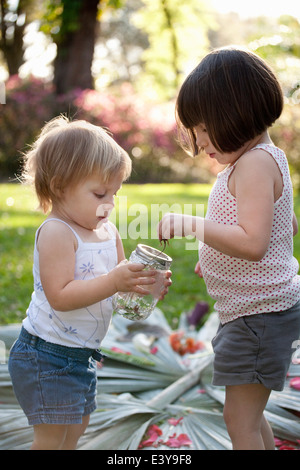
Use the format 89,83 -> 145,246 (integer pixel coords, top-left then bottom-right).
158,270 -> 172,300
158,213 -> 201,241
157,213 -> 186,240
194,261 -> 203,278
108,261 -> 157,295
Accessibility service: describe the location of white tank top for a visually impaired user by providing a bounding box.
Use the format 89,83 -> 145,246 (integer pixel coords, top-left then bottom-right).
199,144 -> 300,324
23,218 -> 118,348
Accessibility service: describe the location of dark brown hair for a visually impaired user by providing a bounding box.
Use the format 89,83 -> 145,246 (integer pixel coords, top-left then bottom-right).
176,47 -> 284,155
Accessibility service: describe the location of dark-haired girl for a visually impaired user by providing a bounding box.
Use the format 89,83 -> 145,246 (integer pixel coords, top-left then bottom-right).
158,47 -> 300,450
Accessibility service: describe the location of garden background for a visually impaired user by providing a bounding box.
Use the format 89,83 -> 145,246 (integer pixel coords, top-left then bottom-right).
1,0 -> 300,328
0,0 -> 300,452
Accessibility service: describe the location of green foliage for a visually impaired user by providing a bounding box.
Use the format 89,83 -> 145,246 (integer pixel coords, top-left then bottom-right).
0,183 -> 212,326
1,182 -> 300,327
1,310 -> 299,450
0,76 -> 218,183
40,0 -> 125,40
132,0 -> 215,99
249,15 -> 300,190
106,0 -> 125,8
39,0 -> 64,37
248,15 -> 300,98
271,104 -> 300,190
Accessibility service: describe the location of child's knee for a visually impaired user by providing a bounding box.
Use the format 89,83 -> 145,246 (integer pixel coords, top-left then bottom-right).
31,425 -> 68,450
62,415 -> 90,450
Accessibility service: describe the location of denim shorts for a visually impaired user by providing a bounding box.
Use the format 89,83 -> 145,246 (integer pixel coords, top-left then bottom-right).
212,300 -> 300,391
8,327 -> 104,426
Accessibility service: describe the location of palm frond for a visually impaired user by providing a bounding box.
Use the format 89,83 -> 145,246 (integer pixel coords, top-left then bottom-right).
0,308 -> 299,450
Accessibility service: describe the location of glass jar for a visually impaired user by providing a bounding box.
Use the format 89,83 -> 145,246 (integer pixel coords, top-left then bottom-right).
112,244 -> 172,321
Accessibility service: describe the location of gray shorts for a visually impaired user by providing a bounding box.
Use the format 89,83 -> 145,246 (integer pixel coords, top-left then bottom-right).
212,300 -> 300,391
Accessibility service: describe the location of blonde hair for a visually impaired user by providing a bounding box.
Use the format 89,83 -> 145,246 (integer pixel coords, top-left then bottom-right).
22,116 -> 132,213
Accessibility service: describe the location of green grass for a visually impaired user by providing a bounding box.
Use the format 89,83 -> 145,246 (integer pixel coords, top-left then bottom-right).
1,183 -> 300,327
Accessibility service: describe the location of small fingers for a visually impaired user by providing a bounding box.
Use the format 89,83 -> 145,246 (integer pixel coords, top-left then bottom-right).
133,286 -> 151,296
129,263 -> 157,277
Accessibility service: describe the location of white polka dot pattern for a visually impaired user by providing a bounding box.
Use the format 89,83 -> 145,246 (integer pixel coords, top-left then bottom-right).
199,144 -> 300,324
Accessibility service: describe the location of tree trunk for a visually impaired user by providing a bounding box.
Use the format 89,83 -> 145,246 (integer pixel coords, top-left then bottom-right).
0,0 -> 27,75
53,0 -> 99,95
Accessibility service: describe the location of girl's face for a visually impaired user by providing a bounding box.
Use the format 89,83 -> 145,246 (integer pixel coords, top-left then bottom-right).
194,124 -> 262,166
56,173 -> 123,231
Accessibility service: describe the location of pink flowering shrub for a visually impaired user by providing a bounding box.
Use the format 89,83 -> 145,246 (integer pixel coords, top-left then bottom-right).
0,76 -> 55,177
0,76 -> 81,178
0,76 -> 219,183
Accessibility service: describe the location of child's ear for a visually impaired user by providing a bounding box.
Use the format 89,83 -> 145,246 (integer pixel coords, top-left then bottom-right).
50,176 -> 64,198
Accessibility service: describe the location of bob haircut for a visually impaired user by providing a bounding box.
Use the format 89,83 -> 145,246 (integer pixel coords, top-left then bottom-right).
22,116 -> 132,213
176,46 -> 284,156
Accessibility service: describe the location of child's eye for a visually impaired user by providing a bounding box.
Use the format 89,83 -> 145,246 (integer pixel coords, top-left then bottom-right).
94,193 -> 105,199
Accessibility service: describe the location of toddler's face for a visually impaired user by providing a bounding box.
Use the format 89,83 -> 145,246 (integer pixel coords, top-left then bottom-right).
58,173 -> 123,232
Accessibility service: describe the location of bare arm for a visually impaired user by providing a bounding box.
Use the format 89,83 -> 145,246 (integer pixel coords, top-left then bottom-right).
293,212 -> 298,236
38,221 -> 156,312
158,150 -> 280,262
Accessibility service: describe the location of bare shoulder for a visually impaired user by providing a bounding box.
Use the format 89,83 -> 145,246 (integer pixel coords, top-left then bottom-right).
238,147 -> 281,174
37,219 -> 78,252
230,148 -> 283,200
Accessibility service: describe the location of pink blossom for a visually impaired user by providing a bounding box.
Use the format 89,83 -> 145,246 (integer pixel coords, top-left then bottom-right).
274,437 -> 300,450
139,424 -> 163,448
167,417 -> 183,426
139,423 -> 193,449
139,434 -> 158,448
290,377 -> 300,390
148,424 -> 163,436
150,346 -> 158,354
164,433 -> 192,448
278,444 -> 297,450
274,437 -> 284,446
110,347 -> 131,355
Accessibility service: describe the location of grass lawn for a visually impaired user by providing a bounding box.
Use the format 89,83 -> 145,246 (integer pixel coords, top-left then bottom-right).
1,182 -> 300,327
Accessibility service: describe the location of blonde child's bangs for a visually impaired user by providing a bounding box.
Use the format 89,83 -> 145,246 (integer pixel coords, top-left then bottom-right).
88,128 -> 132,183
22,117 -> 132,213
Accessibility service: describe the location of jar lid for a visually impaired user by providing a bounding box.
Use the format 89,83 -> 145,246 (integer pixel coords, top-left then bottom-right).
136,244 -> 172,268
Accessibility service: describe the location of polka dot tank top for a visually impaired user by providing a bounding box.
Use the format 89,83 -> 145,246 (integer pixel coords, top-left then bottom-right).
199,143 -> 300,324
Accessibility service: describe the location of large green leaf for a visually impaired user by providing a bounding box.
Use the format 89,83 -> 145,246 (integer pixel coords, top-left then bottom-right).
0,309 -> 299,450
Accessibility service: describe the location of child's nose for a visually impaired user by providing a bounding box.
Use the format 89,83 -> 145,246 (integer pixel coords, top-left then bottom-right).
196,134 -> 208,149
105,195 -> 115,207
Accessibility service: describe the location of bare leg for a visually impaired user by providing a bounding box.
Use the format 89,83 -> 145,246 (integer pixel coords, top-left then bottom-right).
31,424 -> 68,450
61,415 -> 90,450
223,383 -> 272,450
31,415 -> 90,450
261,414 -> 275,450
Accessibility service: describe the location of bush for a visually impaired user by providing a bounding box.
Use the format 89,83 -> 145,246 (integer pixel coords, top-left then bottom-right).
1,76 -> 299,187
0,76 -> 55,178
0,76 -> 219,183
